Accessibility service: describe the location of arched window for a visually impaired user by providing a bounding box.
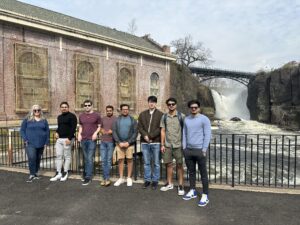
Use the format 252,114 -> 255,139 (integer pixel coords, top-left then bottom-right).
75,54 -> 99,110
118,65 -> 135,109
150,73 -> 159,97
15,43 -> 49,112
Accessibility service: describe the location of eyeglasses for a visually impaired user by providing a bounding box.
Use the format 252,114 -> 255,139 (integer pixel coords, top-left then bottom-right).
167,103 -> 176,106
33,109 -> 41,113
190,106 -> 198,110
84,104 -> 92,107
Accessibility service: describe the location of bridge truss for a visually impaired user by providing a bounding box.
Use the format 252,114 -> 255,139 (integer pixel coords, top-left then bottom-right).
189,66 -> 255,86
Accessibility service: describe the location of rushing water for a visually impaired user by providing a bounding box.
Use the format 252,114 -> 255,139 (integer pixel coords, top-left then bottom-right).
211,88 -> 250,120
209,85 -> 299,187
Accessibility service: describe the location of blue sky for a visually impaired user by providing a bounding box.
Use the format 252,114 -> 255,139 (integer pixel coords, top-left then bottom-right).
19,0 -> 300,72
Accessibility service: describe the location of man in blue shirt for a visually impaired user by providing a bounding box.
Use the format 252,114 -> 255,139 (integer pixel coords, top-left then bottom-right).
182,100 -> 211,207
112,104 -> 138,187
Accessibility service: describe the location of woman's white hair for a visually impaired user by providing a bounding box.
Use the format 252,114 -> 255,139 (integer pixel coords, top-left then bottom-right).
27,104 -> 45,121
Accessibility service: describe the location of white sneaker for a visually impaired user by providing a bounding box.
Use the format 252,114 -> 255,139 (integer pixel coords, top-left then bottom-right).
114,178 -> 125,186
50,172 -> 62,182
198,194 -> 209,207
177,185 -> 185,196
160,183 -> 174,191
127,177 -> 133,187
60,172 -> 68,182
183,189 -> 197,200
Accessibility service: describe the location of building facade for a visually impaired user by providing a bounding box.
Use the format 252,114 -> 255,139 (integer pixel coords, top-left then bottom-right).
0,0 -> 175,126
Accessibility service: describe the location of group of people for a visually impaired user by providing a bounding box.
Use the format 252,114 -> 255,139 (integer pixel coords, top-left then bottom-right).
20,96 -> 211,207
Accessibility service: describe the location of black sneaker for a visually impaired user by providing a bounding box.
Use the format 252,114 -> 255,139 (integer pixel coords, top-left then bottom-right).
142,181 -> 151,189
151,181 -> 158,190
82,178 -> 91,186
33,174 -> 41,180
26,175 -> 35,183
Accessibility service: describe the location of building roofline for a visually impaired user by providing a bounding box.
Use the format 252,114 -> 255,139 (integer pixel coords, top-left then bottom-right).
0,8 -> 176,61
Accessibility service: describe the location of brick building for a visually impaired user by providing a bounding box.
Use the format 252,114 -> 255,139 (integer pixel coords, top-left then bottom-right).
0,0 -> 176,126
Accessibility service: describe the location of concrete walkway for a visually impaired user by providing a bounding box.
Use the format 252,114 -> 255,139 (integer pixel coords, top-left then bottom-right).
0,169 -> 299,225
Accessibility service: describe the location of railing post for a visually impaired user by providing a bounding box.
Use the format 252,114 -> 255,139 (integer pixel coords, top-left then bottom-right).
8,128 -> 13,165
134,141 -> 137,181
232,134 -> 235,187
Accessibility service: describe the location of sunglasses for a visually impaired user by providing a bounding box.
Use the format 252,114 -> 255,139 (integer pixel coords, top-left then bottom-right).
190,106 -> 198,110
167,103 -> 176,106
33,109 -> 41,113
84,104 -> 92,107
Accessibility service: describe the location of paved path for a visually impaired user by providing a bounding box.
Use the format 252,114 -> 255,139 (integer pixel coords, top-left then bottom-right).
0,170 -> 299,225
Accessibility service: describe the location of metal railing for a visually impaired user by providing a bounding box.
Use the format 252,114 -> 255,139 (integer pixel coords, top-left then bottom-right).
208,134 -> 299,188
0,128 -> 299,188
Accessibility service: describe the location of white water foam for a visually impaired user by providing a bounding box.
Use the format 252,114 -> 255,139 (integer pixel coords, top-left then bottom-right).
211,88 -> 250,120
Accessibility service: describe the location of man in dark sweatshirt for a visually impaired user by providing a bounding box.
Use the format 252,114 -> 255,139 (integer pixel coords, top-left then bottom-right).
50,102 -> 77,182
138,96 -> 163,190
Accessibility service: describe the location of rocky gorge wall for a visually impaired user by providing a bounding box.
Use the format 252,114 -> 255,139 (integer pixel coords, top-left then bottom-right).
170,63 -> 215,117
247,62 -> 300,130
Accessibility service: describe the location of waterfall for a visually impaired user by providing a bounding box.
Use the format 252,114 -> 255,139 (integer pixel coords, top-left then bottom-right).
211,88 -> 250,120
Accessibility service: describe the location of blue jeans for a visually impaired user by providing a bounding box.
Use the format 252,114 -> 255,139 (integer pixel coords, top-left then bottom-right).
100,142 -> 114,180
26,145 -> 44,175
141,143 -> 160,182
81,140 -> 96,179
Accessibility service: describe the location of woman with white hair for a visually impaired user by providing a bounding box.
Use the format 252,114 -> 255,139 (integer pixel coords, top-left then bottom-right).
20,105 -> 50,182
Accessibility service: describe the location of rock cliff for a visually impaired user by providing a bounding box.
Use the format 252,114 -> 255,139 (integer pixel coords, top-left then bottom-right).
247,62 -> 300,130
170,63 -> 215,117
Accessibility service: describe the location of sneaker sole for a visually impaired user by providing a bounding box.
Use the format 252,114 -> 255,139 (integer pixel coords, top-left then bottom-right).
160,187 -> 174,191
198,200 -> 209,207
183,196 -> 197,200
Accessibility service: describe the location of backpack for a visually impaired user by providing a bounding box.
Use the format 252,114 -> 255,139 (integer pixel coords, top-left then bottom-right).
163,112 -> 184,130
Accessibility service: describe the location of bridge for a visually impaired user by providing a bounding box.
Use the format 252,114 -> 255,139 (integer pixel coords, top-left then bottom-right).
189,66 -> 256,86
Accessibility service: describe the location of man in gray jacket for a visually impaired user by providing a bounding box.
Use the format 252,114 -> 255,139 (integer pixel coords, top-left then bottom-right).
112,104 -> 138,187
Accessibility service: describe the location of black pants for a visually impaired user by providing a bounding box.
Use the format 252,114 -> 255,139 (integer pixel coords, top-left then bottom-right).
184,148 -> 209,194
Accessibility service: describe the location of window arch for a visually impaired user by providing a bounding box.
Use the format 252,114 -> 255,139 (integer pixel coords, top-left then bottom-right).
150,72 -> 159,97
118,64 -> 136,110
75,54 -> 99,110
15,43 -> 49,112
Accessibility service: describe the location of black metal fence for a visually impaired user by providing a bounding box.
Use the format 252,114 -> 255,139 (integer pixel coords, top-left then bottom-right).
0,128 -> 299,188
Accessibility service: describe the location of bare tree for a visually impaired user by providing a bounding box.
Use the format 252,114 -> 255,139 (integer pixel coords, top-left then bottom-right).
171,35 -> 212,67
127,18 -> 137,35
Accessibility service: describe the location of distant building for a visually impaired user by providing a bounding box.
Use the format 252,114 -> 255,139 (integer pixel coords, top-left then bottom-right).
0,0 -> 175,126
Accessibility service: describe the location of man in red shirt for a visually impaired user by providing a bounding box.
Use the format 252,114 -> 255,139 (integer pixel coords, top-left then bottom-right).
78,100 -> 102,185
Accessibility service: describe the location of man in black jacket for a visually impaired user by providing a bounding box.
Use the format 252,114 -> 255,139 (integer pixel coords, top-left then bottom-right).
50,102 -> 77,182
138,96 -> 163,190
